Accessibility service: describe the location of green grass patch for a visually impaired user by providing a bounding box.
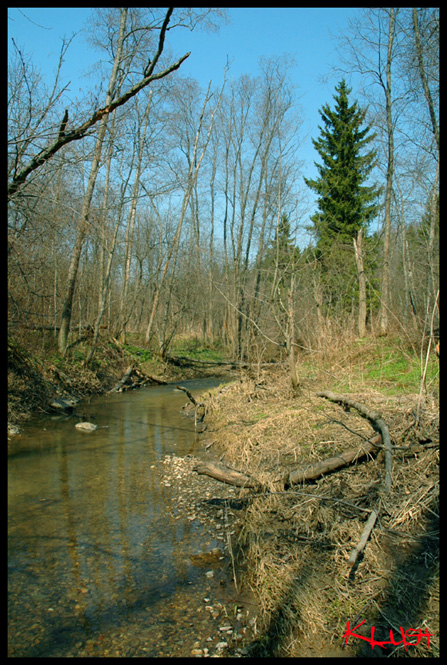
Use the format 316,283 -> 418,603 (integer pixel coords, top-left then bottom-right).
122,344 -> 153,363
330,336 -> 439,396
361,339 -> 438,394
170,338 -> 226,363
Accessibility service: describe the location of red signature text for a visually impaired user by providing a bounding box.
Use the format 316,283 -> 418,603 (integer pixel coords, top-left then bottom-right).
343,619 -> 433,651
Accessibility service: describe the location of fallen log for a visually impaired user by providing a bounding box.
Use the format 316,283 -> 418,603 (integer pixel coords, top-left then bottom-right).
108,363 -> 167,393
109,365 -> 135,392
284,434 -> 382,488
193,461 -> 262,489
193,436 -> 381,491
316,390 -> 393,493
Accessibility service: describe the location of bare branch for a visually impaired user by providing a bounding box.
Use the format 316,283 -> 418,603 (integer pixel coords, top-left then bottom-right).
8,7 -> 190,200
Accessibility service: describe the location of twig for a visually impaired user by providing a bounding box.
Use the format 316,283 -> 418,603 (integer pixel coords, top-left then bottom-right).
224,504 -> 239,594
348,506 -> 379,568
175,384 -> 197,406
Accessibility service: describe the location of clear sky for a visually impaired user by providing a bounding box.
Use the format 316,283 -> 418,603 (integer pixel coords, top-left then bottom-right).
8,7 -> 362,239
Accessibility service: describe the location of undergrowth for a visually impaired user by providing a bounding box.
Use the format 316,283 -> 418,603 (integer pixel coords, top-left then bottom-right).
200,336 -> 439,658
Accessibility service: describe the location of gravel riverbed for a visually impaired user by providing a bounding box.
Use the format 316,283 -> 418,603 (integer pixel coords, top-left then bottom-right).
157,452 -> 260,657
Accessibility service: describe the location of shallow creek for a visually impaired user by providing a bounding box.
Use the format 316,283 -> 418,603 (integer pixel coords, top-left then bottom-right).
8,378 -> 256,657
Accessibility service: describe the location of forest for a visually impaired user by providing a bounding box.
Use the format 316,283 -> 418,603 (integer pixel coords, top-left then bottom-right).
7,8 -> 440,657
8,7 -> 438,379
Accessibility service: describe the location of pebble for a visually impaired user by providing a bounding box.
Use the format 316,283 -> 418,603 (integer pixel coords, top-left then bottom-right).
5,451 -> 254,659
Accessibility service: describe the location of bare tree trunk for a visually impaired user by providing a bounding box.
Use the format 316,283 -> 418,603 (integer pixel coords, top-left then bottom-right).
287,275 -> 300,392
412,8 -> 440,154
379,8 -> 396,336
427,160 -> 439,308
144,80 -> 225,344
85,114 -> 131,366
412,8 -> 439,316
85,209 -> 121,366
119,93 -> 152,343
58,9 -> 128,355
353,228 -> 367,338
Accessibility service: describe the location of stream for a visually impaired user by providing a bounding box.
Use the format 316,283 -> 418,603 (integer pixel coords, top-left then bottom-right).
8,378 -> 255,657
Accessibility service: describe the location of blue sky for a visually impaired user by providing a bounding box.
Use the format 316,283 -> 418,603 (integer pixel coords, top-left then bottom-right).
8,7 -> 362,241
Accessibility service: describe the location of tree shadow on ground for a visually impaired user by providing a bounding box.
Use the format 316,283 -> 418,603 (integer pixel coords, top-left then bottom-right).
243,502 -> 438,658
353,506 -> 439,658
245,559 -> 319,658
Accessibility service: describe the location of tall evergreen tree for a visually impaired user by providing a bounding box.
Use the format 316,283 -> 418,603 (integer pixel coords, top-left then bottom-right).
305,79 -> 380,256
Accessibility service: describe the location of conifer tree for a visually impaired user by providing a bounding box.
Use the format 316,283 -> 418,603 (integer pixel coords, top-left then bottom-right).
305,79 -> 380,256
304,80 -> 381,319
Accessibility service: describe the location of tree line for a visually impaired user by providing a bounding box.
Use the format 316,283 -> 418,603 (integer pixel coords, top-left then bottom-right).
8,7 -> 439,377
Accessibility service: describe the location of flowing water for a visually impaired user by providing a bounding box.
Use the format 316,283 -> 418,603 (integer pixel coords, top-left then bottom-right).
8,378 -> 252,657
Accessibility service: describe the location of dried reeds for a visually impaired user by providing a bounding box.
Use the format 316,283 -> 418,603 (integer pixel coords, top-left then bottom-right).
198,363 -> 439,657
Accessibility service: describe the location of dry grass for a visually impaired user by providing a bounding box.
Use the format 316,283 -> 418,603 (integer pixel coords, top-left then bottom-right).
200,353 -> 439,657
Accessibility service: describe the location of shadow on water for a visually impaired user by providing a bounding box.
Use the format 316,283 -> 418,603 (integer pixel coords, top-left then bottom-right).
16,562 -> 206,658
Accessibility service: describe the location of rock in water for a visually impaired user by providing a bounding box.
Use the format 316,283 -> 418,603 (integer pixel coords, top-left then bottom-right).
75,422 -> 97,432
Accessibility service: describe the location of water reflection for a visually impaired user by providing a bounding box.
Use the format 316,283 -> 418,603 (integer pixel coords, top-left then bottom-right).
8,379 -> 225,657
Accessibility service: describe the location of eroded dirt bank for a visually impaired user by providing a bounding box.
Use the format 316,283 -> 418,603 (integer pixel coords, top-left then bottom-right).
7,337 -> 234,435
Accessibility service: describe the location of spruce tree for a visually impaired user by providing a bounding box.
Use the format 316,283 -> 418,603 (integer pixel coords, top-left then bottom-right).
305,79 -> 380,256
304,80 -> 381,317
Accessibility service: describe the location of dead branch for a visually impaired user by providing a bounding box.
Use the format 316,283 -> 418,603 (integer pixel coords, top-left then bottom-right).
108,363 -> 166,392
175,384 -> 198,406
193,434 -> 381,492
193,461 -> 262,489
284,435 -> 381,488
8,8 -> 190,199
176,385 -> 207,429
348,506 -> 379,567
109,364 -> 135,392
316,391 -> 393,493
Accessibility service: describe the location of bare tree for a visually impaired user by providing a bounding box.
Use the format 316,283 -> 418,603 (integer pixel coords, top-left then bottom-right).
57,8 -> 129,354
411,8 -> 439,155
8,8 -> 190,201
378,8 -> 396,336
144,78 -> 226,347
353,228 -> 367,338
117,92 -> 153,342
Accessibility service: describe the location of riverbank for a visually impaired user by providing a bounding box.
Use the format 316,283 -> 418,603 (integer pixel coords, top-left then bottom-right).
8,333 -> 439,657
7,334 -> 235,435
189,352 -> 439,657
